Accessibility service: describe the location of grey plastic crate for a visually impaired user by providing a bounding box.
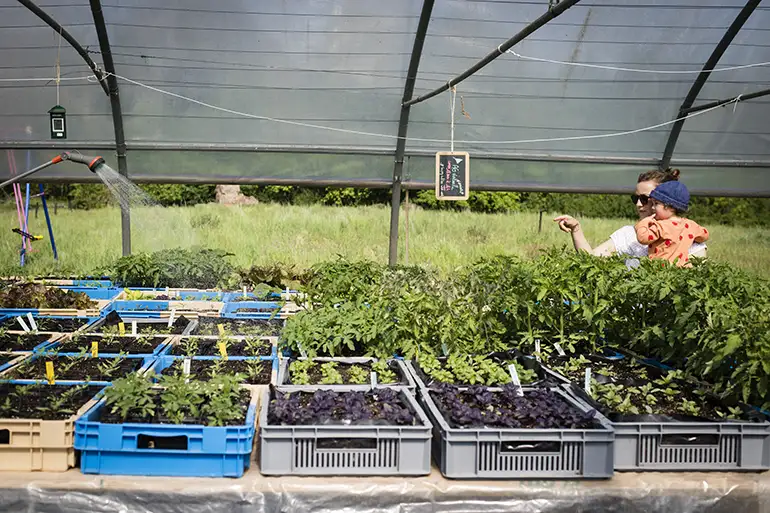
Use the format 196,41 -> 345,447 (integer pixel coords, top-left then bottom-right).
259,386 -> 432,476
277,357 -> 415,390
563,386 -> 770,471
421,386 -> 615,479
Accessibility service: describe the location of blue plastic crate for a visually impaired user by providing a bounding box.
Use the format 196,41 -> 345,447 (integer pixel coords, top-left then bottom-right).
74,389 -> 258,477
59,287 -> 122,300
105,301 -> 170,316
44,336 -> 173,358
0,315 -> 99,334
0,353 -> 26,373
221,301 -> 282,319
223,291 -> 284,302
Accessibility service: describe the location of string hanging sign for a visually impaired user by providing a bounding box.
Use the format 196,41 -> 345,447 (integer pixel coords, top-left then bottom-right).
435,87 -> 469,201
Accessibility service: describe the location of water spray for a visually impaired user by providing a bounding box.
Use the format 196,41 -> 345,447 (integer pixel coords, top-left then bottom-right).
0,151 -> 104,189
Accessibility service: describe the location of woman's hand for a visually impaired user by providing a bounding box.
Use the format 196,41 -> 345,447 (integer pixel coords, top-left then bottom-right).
554,215 -> 581,234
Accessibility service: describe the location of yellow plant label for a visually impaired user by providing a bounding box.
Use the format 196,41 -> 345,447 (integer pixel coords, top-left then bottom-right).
91,341 -> 99,358
217,324 -> 225,336
118,322 -> 126,335
218,342 -> 228,360
45,361 -> 55,384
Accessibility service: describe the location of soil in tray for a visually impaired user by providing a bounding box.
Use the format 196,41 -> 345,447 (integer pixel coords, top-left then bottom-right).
289,360 -> 401,385
163,359 -> 272,385
6,356 -> 143,381
0,333 -> 52,352
98,389 -> 251,426
195,318 -> 282,337
0,354 -> 14,367
1,316 -> 90,332
58,335 -> 166,354
0,383 -> 104,420
171,337 -> 272,357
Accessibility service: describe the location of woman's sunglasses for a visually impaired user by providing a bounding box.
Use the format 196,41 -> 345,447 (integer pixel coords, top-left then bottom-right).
631,194 -> 650,205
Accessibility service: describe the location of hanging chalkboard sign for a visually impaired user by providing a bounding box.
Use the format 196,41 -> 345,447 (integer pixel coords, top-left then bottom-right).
435,151 -> 469,201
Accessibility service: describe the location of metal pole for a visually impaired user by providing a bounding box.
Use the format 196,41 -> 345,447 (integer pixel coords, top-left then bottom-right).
89,0 -> 131,255
388,0 -> 436,267
659,0 -> 761,170
15,0 -> 109,96
403,0 -> 581,108
39,184 -> 58,260
682,86 -> 770,115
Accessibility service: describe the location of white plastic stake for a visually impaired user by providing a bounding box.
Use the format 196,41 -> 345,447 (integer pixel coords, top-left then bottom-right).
508,364 -> 524,397
297,342 -> 307,358
584,368 -> 592,396
243,286 -> 247,299
441,342 -> 449,356
131,321 -> 137,336
183,358 -> 191,376
371,372 -> 377,387
167,309 -> 176,328
553,342 -> 566,357
165,286 -> 170,296
15,316 -> 30,332
534,339 -> 541,362
26,313 -> 38,332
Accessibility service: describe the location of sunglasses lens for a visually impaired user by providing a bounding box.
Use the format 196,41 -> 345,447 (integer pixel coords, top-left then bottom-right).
631,194 -> 649,205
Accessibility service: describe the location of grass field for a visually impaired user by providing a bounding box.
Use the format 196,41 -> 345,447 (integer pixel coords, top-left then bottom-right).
1,202 -> 768,276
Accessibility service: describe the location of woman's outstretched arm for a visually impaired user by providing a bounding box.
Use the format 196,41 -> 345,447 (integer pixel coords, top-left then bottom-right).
554,215 -> 616,256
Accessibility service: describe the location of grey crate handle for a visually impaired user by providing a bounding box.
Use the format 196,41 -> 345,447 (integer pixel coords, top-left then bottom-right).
660,433 -> 720,446
500,441 -> 562,454
315,438 -> 378,451
0,429 -> 8,444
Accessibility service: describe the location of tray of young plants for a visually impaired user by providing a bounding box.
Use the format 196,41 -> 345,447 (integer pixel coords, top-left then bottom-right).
88,311 -> 192,336
0,331 -> 59,352
260,386 -> 433,476
421,383 -> 615,479
0,352 -> 26,372
546,355 -> 770,471
0,283 -> 98,312
151,356 -> 275,386
48,333 -> 171,357
0,382 -> 105,471
407,350 -> 548,389
1,353 -> 151,384
170,335 -> 274,358
2,315 -> 94,333
193,317 -> 283,337
74,373 -> 257,477
278,357 -> 414,389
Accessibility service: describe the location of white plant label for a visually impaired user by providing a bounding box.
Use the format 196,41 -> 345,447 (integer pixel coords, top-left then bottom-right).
182,358 -> 191,375
165,286 -> 170,296
508,364 -> 524,397
26,313 -> 38,331
167,309 -> 176,328
371,372 -> 377,387
585,367 -> 592,396
441,342 -> 449,356
554,342 -> 566,356
298,342 -> 307,358
534,339 -> 541,362
16,316 -> 30,332
131,321 -> 137,336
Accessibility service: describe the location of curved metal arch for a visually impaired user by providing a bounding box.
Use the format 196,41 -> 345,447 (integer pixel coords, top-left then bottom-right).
659,0 -> 762,170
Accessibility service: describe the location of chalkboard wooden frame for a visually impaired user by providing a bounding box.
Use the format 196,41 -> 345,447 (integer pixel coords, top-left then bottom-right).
435,151 -> 470,201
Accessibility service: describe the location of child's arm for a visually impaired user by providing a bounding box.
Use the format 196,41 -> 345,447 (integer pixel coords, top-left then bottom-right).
691,221 -> 710,243
635,216 -> 662,245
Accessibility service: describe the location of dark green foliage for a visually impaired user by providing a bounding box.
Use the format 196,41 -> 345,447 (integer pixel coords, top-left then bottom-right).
238,263 -> 312,290
140,184 -> 216,206
0,283 -> 96,309
110,248 -> 236,288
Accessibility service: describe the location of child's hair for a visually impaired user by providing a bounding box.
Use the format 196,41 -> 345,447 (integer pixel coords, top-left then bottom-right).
637,167 -> 680,184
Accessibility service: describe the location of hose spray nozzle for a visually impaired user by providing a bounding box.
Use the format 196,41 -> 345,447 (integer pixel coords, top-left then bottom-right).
60,152 -> 105,172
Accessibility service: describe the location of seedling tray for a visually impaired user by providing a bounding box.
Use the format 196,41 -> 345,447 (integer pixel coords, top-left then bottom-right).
420,385 -> 615,479
0,352 -> 28,373
169,335 -> 276,358
74,387 -> 258,477
86,311 -> 194,336
260,386 -> 432,476
221,300 -> 296,319
0,332 -> 60,353
193,316 -> 284,337
45,333 -> 173,357
0,353 -> 155,385
148,355 -> 277,385
107,299 -> 224,316
0,382 -> 105,471
278,357 -> 415,390
2,315 -> 97,334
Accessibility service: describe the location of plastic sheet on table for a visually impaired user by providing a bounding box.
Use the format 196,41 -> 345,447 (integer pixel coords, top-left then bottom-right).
1,467 -> 769,513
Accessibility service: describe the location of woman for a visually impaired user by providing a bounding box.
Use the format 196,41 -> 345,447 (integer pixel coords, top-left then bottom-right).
553,168 -> 707,260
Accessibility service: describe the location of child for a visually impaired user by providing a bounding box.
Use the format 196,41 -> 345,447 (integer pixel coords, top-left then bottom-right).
635,181 -> 709,267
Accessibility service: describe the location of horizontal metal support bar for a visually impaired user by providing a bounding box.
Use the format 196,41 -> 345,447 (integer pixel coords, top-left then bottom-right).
682,86 -> 770,114
1,141 -> 768,168
19,174 -> 770,197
